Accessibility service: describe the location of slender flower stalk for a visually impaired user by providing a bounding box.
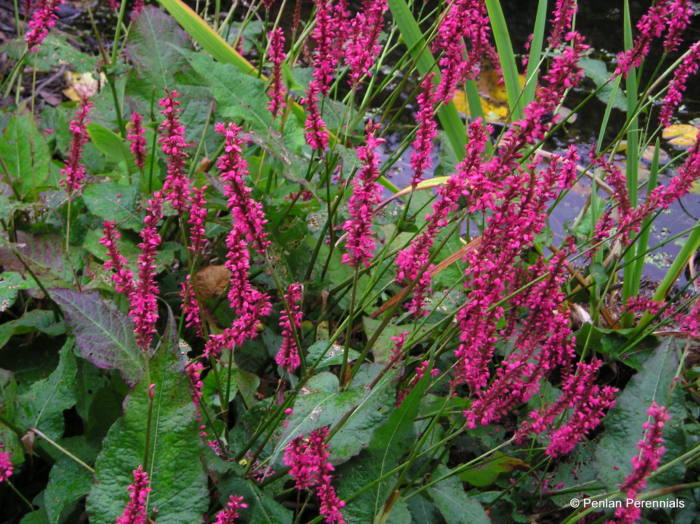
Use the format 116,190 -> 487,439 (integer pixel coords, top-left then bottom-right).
59,97 -> 93,195
158,90 -> 190,214
275,283 -> 304,374
409,73 -> 438,187
25,0 -> 63,51
659,41 -> 700,128
128,111 -> 147,169
212,494 -> 248,523
342,121 -> 384,267
283,427 -> 346,523
267,29 -> 287,118
115,465 -> 151,524
611,402 -> 670,523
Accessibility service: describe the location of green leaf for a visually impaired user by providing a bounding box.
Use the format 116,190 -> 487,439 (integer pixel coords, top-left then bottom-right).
0,112 -> 50,199
44,458 -> 93,524
87,343 -> 208,523
86,124 -> 133,168
51,290 -> 145,387
579,59 -> 626,111
362,318 -> 408,364
82,181 -> 141,229
0,271 -> 34,312
337,372 -> 431,523
19,340 -> 77,439
458,454 -> 529,487
594,338 -> 681,490
184,51 -> 272,132
428,465 -> 490,524
277,373 -> 394,464
127,6 -> 191,94
0,233 -> 74,289
306,340 -> 360,369
0,309 -> 65,350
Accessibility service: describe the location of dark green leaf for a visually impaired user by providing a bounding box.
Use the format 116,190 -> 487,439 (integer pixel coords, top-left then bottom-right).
82,181 -> 141,229
0,112 -> 50,199
44,458 -> 93,524
428,465 -> 490,524
87,343 -> 208,523
0,309 -> 64,350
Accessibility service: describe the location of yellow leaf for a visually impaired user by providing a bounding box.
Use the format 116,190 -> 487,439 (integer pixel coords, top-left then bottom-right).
662,124 -> 698,147
451,67 -> 525,123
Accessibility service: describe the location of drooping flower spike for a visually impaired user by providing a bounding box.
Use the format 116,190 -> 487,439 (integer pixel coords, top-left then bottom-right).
59,96 -> 93,195
267,28 -> 287,118
128,111 -> 147,170
275,283 -> 304,374
158,90 -> 191,214
659,41 -> 700,128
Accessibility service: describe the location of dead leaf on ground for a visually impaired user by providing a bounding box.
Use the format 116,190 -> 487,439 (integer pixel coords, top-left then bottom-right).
193,265 -> 230,300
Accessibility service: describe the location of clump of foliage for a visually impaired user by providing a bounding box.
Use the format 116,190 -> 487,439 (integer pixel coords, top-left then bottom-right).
0,0 -> 699,523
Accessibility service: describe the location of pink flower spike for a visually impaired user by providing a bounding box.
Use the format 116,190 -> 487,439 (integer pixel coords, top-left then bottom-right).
130,191 -> 164,352
158,90 -> 191,214
116,465 -> 151,524
275,283 -> 304,374
612,402 -> 670,523
344,0 -> 388,85
547,0 -> 577,49
180,275 -> 203,336
0,446 -> 13,483
59,97 -> 93,195
187,185 -> 208,253
659,41 -> 700,128
108,0 -> 120,11
283,427 -> 346,524
410,73 -> 437,186
267,28 -> 287,118
25,0 -> 63,52
101,221 -> 136,296
213,494 -> 248,524
303,83 -> 330,151
128,111 -> 147,169
663,0 -> 693,53
342,121 -> 384,268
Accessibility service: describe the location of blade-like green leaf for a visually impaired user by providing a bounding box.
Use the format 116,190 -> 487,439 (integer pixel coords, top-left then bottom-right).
0,112 -> 50,199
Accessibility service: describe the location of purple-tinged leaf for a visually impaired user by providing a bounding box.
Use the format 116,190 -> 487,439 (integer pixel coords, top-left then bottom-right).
51,289 -> 145,386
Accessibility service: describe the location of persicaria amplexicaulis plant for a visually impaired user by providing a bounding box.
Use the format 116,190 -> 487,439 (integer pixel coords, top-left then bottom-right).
1,1 -> 699,523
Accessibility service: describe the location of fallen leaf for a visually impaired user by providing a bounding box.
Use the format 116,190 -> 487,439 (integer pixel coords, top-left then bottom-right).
662,124 -> 698,147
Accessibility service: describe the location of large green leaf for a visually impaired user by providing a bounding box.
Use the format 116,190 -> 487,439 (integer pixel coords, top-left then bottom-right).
87,343 -> 208,523
19,340 -> 77,439
428,465 -> 490,524
127,6 -> 191,94
337,373 -> 431,523
86,123 -> 134,169
0,309 -> 64,350
275,369 -> 394,464
0,112 -> 50,199
51,289 -> 145,386
594,338 -> 683,490
44,457 -> 93,524
82,181 -> 141,229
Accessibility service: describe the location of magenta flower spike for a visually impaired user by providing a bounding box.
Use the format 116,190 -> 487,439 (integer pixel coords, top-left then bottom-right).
344,0 -> 388,85
212,494 -> 248,523
180,275 -> 203,336
659,41 -> 700,128
283,427 -> 346,523
59,97 -> 93,195
128,111 -> 147,169
187,185 -> 208,254
0,446 -> 12,483
611,403 -> 670,523
267,28 -> 288,118
101,221 -> 136,296
342,121 -> 384,268
547,0 -> 577,48
115,465 -> 151,524
303,83 -> 330,151
275,283 -> 304,374
25,0 -> 63,52
409,72 -> 438,187
158,90 -> 191,214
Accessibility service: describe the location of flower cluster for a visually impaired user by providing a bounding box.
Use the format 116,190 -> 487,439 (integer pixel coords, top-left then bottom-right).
547,0 -> 577,48
396,119 -> 488,316
659,41 -> 700,128
25,0 -> 62,51
100,222 -> 135,296
128,111 -> 147,169
116,465 -> 151,524
275,283 -> 304,374
283,427 -> 345,523
613,402 -> 670,523
344,0 -> 388,85
212,494 -> 248,523
0,446 -> 12,483
158,90 -> 191,214
615,0 -> 693,76
187,185 -> 208,254
59,97 -> 93,195
267,28 -> 287,118
342,121 -> 384,268
180,275 -> 203,336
